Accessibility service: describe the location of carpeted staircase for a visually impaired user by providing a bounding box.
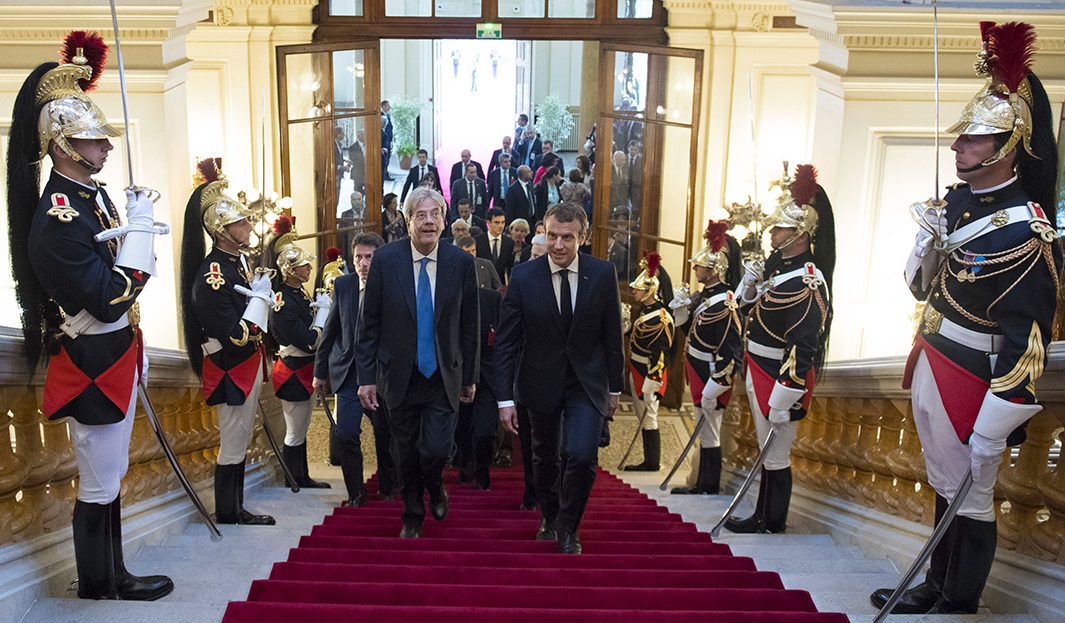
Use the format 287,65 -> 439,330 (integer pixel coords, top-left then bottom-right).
219,468 -> 850,623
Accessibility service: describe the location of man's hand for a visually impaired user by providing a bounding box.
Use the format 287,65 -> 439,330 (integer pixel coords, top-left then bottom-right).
608,394 -> 620,418
499,405 -> 519,434
460,384 -> 476,404
313,377 -> 330,396
768,408 -> 790,428
358,384 -> 378,410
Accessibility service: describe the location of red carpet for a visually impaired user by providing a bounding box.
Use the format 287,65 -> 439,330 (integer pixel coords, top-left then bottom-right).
221,468 -> 848,623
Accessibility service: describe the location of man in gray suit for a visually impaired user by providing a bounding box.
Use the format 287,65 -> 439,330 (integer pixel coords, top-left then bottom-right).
458,235 -> 502,290
356,187 -> 480,538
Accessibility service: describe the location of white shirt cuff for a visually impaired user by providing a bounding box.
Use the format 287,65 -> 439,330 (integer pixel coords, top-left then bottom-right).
610,392 -> 621,396
497,400 -> 516,408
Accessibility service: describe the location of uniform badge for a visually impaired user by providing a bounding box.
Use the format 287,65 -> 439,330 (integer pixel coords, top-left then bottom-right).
991,210 -> 1009,227
724,290 -> 738,311
273,292 -> 285,312
77,191 -> 92,200
205,262 -> 225,290
46,193 -> 79,222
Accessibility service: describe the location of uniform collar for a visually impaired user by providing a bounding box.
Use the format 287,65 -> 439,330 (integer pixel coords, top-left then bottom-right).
50,170 -> 98,194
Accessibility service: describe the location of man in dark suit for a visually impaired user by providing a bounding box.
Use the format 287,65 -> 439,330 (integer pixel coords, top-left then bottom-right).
531,139 -> 564,173
487,136 -> 514,176
401,149 -> 442,203
487,154 -> 517,211
453,199 -> 487,233
381,101 -> 394,181
356,187 -> 480,538
314,232 -> 398,506
515,127 -> 541,170
627,139 -> 643,217
609,150 -> 631,215
503,165 -> 536,226
458,235 -> 503,293
476,208 -> 515,283
495,202 -> 625,554
347,129 -> 367,193
450,163 -> 489,218
334,126 -> 349,192
449,148 -> 485,187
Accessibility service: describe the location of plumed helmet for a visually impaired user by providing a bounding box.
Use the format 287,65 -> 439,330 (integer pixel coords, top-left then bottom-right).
629,251 -> 662,301
946,22 -> 1040,166
35,32 -> 121,170
272,215 -> 315,278
320,246 -> 344,293
689,220 -> 731,282
196,158 -> 252,236
761,163 -> 820,237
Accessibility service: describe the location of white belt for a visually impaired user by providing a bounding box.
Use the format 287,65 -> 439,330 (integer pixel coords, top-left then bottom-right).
279,344 -> 314,358
747,340 -> 785,360
202,338 -> 222,356
630,353 -> 649,365
686,345 -> 715,363
945,204 -> 1032,253
931,316 -> 1004,353
59,308 -> 130,339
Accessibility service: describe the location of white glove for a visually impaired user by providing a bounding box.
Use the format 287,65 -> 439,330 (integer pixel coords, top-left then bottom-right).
700,380 -> 729,412
113,189 -> 162,276
738,260 -> 764,304
641,377 -> 662,396
240,272 -> 274,332
312,291 -> 332,329
969,430 -> 1005,485
766,382 -> 805,429
914,202 -> 947,257
140,341 -> 150,387
768,408 -> 791,427
669,285 -> 691,326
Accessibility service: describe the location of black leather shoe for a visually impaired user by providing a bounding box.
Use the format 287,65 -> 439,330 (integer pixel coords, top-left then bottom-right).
380,489 -> 400,501
670,486 -> 712,495
399,523 -> 421,539
518,500 -> 537,511
926,598 -> 978,615
115,571 -> 174,601
535,518 -> 557,541
869,582 -> 939,615
343,490 -> 368,508
724,514 -> 768,534
557,530 -> 582,554
430,487 -> 449,522
235,509 -> 276,526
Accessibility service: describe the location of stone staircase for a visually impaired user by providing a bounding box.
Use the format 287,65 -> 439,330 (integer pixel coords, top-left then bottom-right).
12,463 -> 1043,623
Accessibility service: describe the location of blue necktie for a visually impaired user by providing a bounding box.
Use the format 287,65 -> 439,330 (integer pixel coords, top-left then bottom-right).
417,257 -> 437,378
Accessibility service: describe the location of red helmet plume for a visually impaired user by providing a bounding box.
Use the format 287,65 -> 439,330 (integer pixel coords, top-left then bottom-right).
60,31 -> 107,92
645,251 -> 661,278
272,215 -> 294,237
197,158 -> 222,184
325,246 -> 342,263
990,22 -> 1036,93
704,220 -> 729,253
790,164 -> 818,208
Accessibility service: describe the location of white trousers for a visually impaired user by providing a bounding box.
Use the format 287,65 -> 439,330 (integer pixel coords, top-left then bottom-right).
697,405 -> 724,449
217,367 -> 264,465
910,351 -> 999,522
69,371 -> 139,504
634,394 -> 660,430
746,370 -> 798,471
282,399 -> 313,446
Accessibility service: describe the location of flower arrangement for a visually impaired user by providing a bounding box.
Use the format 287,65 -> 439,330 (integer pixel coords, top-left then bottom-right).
534,94 -> 575,146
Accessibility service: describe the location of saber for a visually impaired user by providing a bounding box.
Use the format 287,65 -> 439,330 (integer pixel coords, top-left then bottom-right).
137,383 -> 223,541
316,390 -> 338,433
616,373 -> 650,469
659,412 -> 708,491
107,0 -> 134,188
872,471 -> 974,623
710,428 -> 776,538
256,400 -> 300,492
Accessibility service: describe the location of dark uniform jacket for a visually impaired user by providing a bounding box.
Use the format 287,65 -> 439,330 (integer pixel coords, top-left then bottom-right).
270,282 -> 321,402
31,173 -> 149,424
628,298 -> 675,394
680,283 -> 743,404
743,249 -> 829,420
908,180 -> 1061,444
191,247 -> 264,406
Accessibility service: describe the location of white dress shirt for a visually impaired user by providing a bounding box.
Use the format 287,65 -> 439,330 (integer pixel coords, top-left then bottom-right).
411,242 -> 439,304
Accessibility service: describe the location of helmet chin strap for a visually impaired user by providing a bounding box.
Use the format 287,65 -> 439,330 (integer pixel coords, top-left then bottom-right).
771,230 -> 801,252
215,228 -> 249,252
55,136 -> 103,175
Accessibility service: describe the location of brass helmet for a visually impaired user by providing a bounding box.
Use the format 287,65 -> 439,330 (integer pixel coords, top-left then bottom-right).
272,215 -> 315,278
689,220 -> 730,282
947,22 -> 1038,166
196,158 -> 253,237
630,251 -> 662,301
761,163 -> 819,237
35,32 -> 121,172
321,246 -> 345,293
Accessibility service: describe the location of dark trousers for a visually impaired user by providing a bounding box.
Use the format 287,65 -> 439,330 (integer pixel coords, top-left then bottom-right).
517,403 -> 537,506
528,379 -> 604,533
389,369 -> 456,524
336,379 -> 399,497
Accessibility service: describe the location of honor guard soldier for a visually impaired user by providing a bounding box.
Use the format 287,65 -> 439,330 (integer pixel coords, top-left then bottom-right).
6,32 -> 173,600
180,158 -> 276,526
268,216 -> 331,489
623,252 -> 676,472
669,221 -> 743,495
727,163 -> 835,534
872,22 -> 1061,616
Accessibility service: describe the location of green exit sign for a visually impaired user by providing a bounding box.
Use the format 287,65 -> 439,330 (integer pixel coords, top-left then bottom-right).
476,23 -> 502,39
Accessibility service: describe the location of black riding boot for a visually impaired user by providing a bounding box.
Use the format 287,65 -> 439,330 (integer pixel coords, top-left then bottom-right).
762,466 -> 792,533
929,516 -> 997,614
72,500 -> 116,599
870,494 -> 954,614
671,447 -> 721,495
623,429 -> 660,471
295,442 -> 330,488
281,444 -> 301,489
725,467 -> 769,533
214,463 -> 240,524
109,499 -> 174,600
